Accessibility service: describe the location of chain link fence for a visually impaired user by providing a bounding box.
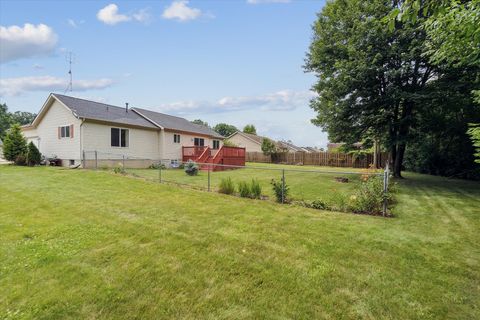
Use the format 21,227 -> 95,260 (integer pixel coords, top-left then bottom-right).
82,151 -> 392,216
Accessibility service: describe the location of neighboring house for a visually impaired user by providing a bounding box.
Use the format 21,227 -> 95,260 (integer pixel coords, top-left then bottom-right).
227,131 -> 267,153
227,131 -> 305,153
21,94 -> 224,167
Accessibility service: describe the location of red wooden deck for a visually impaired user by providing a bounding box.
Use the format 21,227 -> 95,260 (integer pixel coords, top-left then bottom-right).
182,146 -> 246,171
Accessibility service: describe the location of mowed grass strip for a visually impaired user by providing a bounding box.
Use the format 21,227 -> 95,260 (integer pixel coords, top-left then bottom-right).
0,166 -> 479,319
129,162 -> 372,202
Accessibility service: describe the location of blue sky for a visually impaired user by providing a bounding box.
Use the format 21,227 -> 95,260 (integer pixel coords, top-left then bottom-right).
0,0 -> 328,147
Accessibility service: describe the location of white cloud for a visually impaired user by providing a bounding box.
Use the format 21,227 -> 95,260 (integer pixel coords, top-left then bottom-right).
67,19 -> 85,28
97,4 -> 151,25
0,24 -> 58,63
151,90 -> 316,114
162,1 -> 204,22
0,76 -> 113,96
133,8 -> 152,23
33,63 -> 44,70
247,0 -> 291,4
97,4 -> 131,25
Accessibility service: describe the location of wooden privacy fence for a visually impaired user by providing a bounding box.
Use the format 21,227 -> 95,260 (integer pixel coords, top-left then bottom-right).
246,151 -> 388,168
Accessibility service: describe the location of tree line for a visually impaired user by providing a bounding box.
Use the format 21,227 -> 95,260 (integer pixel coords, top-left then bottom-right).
191,119 -> 257,136
0,103 -> 36,139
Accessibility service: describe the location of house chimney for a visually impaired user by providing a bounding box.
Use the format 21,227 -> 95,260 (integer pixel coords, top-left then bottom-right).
125,102 -> 129,113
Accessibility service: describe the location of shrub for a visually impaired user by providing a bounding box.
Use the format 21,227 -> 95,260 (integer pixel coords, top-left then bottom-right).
302,199 -> 328,210
3,123 -> 27,162
149,162 -> 166,169
250,179 -> 262,199
222,139 -> 238,147
26,141 -> 41,166
238,181 -> 251,198
328,191 -> 349,212
218,177 -> 235,195
271,178 -> 289,203
14,154 -> 27,166
350,176 -> 396,215
184,160 -> 199,176
113,163 -> 125,174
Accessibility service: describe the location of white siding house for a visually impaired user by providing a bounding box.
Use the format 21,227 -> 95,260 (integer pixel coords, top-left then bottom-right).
21,94 -> 223,167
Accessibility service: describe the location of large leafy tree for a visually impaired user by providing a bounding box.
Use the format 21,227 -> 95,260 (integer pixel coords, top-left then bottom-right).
243,124 -> 257,135
396,0 -> 480,165
304,0 -> 477,177
10,111 -> 36,126
213,123 -> 238,137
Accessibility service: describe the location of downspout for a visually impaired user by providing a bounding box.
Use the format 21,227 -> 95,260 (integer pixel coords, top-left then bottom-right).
79,118 -> 85,167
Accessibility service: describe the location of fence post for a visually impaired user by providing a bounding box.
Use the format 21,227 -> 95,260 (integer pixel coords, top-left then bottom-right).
382,163 -> 389,216
159,162 -> 162,183
122,155 -> 125,169
94,150 -> 98,170
281,169 -> 285,204
82,150 -> 85,168
208,166 -> 211,192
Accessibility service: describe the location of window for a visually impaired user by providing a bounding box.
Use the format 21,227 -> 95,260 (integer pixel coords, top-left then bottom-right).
194,138 -> 204,146
212,140 -> 220,149
69,160 -> 75,166
111,128 -> 129,147
173,134 -> 181,143
60,125 -> 70,138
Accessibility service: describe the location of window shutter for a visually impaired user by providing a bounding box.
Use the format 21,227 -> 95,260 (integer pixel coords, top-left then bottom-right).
58,127 -> 61,139
70,125 -> 74,138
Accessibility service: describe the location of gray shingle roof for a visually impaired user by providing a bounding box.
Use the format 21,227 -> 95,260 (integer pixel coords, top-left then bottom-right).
54,94 -> 157,129
132,107 -> 223,138
53,94 -> 222,138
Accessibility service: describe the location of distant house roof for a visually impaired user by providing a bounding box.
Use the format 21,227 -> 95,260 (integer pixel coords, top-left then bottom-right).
132,107 -> 223,138
27,94 -> 222,138
277,141 -> 304,152
228,131 -> 308,151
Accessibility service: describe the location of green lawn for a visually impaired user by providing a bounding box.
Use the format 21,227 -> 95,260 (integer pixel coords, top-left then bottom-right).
1,166 -> 479,319
128,162 -> 376,203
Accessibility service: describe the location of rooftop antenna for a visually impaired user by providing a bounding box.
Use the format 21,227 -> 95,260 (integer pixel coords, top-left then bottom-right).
64,51 -> 75,93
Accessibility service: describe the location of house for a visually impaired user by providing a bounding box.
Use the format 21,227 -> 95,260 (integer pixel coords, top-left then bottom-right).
227,131 -> 306,153
21,93 -> 226,167
226,131 -> 267,153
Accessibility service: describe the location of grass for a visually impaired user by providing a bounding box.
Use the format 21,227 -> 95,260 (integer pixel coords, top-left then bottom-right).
129,162 -> 374,202
1,165 -> 479,319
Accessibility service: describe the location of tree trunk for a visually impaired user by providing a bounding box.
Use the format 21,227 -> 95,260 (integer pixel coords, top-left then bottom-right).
394,143 -> 405,178
393,101 -> 414,178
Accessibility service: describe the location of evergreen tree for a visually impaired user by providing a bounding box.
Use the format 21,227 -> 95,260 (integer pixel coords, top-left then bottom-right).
3,123 -> 27,162
26,141 -> 41,166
